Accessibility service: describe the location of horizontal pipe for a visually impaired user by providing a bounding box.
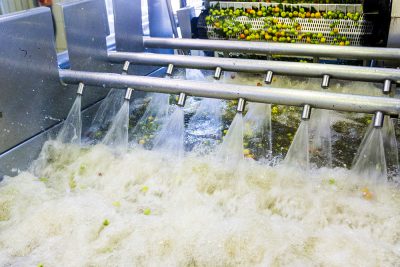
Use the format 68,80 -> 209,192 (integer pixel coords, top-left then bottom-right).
143,37 -> 400,61
59,69 -> 400,115
108,52 -> 400,83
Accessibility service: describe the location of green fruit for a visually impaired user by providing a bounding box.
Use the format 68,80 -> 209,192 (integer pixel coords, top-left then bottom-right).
143,208 -> 151,215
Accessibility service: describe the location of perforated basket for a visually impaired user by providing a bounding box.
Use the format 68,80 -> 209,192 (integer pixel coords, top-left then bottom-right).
207,1 -> 373,46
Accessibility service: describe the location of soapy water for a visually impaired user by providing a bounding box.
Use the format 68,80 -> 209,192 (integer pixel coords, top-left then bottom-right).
1,142 -> 400,266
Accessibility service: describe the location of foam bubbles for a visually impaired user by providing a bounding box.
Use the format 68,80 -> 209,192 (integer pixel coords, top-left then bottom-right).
0,142 -> 400,266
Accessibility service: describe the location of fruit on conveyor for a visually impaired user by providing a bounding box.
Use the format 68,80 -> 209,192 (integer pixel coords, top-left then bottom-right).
206,4 -> 364,45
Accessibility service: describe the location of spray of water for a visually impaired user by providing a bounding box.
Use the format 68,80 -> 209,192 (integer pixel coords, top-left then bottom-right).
243,103 -> 272,160
284,121 -> 310,170
217,113 -> 244,164
352,126 -> 387,183
152,106 -> 185,159
382,116 -> 399,179
102,100 -> 130,152
129,93 -> 170,148
309,109 -> 333,168
186,98 -> 224,154
85,89 -> 125,142
57,95 -> 82,145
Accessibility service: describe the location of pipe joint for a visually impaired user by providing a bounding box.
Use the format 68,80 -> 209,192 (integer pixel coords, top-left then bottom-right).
302,104 -> 312,121
237,98 -> 246,113
177,92 -> 187,107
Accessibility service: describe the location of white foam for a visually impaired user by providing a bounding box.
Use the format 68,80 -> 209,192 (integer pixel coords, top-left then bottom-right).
1,142 -> 400,266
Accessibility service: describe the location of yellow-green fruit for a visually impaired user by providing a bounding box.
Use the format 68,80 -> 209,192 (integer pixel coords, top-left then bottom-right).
143,208 -> 151,215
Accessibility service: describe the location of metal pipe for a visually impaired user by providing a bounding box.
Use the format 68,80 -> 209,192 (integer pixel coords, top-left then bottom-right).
166,63 -> 174,76
108,52 -> 400,84
165,0 -> 185,55
76,82 -> 85,95
143,37 -> 400,61
373,111 -> 384,128
265,70 -> 274,84
59,70 -> 400,116
237,98 -> 246,113
165,0 -> 179,39
302,104 -> 312,120
383,79 -> 392,94
321,74 -> 330,89
214,67 -> 222,80
177,92 -> 187,107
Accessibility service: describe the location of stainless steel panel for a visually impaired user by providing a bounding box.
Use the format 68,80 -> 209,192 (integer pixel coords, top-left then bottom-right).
388,18 -> 400,48
392,0 -> 400,18
108,52 -> 400,83
147,0 -> 174,54
113,0 -> 144,52
143,37 -> 400,61
59,0 -> 159,75
388,0 -> 400,48
57,0 -> 119,115
57,0 -> 110,72
177,6 -> 195,39
60,69 -> 400,116
0,8 -> 74,154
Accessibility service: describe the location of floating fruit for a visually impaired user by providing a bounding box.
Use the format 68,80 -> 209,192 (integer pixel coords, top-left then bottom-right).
143,208 -> 151,215
361,188 -> 373,200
